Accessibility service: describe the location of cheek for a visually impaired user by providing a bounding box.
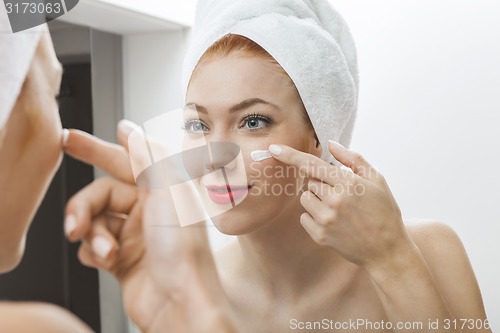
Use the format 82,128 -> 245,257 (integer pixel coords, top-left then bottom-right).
237,139 -> 277,182
238,140 -> 269,163
246,153 -> 305,201
236,133 -> 309,187
182,133 -> 206,151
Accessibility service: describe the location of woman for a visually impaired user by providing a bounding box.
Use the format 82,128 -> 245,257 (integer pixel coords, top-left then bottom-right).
64,0 -> 491,332
0,10 -> 91,332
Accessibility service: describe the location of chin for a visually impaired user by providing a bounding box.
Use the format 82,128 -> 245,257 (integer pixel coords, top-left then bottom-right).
0,237 -> 26,273
210,208 -> 266,236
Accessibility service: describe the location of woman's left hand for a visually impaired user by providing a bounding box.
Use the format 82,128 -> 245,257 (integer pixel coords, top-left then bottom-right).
269,141 -> 415,271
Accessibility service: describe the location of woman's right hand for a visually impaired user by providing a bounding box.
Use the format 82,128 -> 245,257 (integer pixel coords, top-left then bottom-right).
63,122 -> 237,333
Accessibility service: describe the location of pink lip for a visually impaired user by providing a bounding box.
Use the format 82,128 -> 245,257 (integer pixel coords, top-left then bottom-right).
205,184 -> 251,205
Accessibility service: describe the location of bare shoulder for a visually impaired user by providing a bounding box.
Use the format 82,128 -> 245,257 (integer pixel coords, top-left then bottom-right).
404,218 -> 472,284
403,219 -> 490,323
0,302 -> 92,333
404,218 -> 463,251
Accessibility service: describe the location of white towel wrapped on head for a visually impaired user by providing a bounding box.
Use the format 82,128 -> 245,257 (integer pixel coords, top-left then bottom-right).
182,0 -> 359,163
0,6 -> 43,135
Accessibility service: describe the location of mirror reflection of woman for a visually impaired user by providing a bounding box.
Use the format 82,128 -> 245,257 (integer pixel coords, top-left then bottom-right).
64,1 -> 492,332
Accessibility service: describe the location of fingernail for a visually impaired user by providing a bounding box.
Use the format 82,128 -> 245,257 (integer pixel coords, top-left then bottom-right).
92,236 -> 112,259
62,128 -> 69,147
118,119 -> 138,136
328,140 -> 345,149
268,144 -> 282,156
64,215 -> 77,237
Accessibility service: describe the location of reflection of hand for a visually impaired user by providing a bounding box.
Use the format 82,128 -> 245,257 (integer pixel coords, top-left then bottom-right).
63,121 -> 237,333
268,141 -> 414,272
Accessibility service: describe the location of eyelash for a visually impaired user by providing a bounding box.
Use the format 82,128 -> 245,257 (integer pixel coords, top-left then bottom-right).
182,119 -> 209,133
182,113 -> 273,133
240,113 -> 273,131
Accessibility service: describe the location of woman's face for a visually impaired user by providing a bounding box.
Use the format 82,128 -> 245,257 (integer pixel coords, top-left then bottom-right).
0,32 -> 63,272
184,54 -> 321,235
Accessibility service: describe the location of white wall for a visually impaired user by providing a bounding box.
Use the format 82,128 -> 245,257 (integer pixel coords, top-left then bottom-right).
122,29 -> 192,333
332,0 -> 500,327
122,30 -> 190,124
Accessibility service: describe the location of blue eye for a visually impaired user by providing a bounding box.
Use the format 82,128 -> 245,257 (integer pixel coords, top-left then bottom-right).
241,114 -> 272,131
183,120 -> 208,133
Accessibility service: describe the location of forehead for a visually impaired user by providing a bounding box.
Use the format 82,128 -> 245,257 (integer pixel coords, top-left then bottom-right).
186,55 -> 298,107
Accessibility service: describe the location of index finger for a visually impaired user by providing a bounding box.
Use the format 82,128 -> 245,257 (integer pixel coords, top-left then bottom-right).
63,129 -> 134,183
268,144 -> 355,186
65,177 -> 138,241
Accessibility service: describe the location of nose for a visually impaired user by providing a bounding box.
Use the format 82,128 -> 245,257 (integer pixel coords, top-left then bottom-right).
204,142 -> 240,171
182,141 -> 240,181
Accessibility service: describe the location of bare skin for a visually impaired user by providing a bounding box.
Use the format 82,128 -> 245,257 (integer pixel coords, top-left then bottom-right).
0,302 -> 90,333
0,32 -> 63,271
0,32 -> 92,332
63,54 -> 490,332
63,127 -> 238,333
187,55 -> 490,332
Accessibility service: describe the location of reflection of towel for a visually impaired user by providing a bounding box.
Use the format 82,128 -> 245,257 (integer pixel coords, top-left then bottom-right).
0,6 -> 42,132
182,0 -> 359,163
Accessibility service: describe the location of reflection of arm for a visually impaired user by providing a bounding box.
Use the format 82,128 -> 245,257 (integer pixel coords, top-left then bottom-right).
368,220 -> 491,333
63,127 -> 239,333
0,302 -> 92,333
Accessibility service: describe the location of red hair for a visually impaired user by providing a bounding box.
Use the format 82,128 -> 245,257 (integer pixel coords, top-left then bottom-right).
196,34 -> 291,82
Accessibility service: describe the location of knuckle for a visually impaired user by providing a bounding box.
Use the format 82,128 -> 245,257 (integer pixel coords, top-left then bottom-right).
319,209 -> 336,225
330,195 -> 344,209
315,186 -> 326,197
65,196 -> 78,214
300,212 -> 309,224
77,246 -> 93,267
346,176 -> 358,187
300,191 -> 310,205
324,195 -> 336,207
298,159 -> 309,175
308,159 -> 319,177
95,176 -> 114,187
327,210 -> 337,222
308,181 -> 319,193
284,149 -> 296,163
351,152 -> 365,164
318,212 -> 330,225
316,229 -> 328,245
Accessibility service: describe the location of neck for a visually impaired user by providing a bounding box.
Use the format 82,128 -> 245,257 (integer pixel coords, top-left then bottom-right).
234,198 -> 344,299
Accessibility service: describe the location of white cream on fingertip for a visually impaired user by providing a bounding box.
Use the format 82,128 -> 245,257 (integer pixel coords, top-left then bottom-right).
251,149 -> 273,162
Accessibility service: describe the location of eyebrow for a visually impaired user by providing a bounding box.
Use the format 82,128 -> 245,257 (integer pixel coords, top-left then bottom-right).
185,98 -> 280,114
